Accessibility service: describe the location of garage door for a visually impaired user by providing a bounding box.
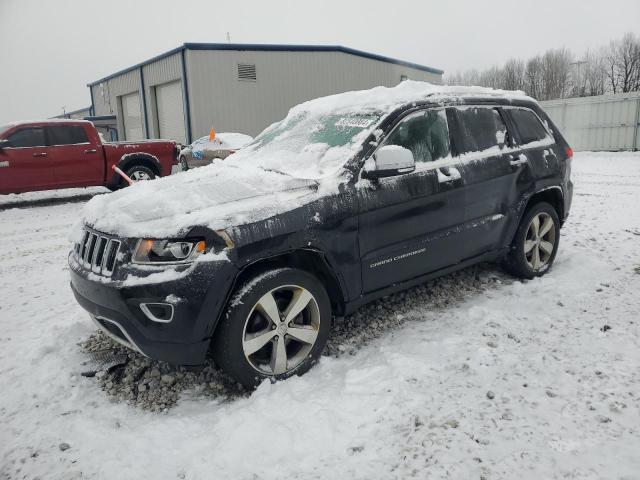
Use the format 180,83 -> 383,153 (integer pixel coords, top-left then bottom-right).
121,92 -> 143,140
155,81 -> 186,143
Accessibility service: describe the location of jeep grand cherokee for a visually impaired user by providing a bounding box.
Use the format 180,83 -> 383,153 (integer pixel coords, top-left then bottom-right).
69,81 -> 573,387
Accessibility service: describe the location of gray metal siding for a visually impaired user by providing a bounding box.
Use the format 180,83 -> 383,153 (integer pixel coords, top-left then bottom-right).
142,53 -> 183,138
186,50 -> 442,138
541,92 -> 640,151
90,70 -> 141,138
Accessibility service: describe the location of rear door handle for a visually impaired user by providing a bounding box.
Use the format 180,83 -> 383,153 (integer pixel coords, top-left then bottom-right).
437,166 -> 461,183
84,149 -> 97,154
33,152 -> 47,157
509,153 -> 528,166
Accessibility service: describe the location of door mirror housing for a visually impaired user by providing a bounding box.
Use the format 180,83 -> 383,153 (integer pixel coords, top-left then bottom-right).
0,139 -> 10,149
363,145 -> 416,179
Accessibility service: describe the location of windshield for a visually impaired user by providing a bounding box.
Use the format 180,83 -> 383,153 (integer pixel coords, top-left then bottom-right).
0,125 -> 10,139
227,111 -> 383,179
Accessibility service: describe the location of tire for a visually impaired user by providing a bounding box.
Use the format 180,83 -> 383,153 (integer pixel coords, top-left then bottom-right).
211,267 -> 332,387
125,165 -> 156,183
179,155 -> 189,171
503,201 -> 561,279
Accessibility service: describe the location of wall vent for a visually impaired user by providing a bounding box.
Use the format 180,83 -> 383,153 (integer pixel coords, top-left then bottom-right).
237,63 -> 257,81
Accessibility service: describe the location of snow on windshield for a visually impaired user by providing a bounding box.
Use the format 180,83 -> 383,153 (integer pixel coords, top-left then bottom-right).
227,112 -> 382,179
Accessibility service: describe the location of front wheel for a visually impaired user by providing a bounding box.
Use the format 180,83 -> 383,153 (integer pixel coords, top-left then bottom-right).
503,201 -> 560,279
211,268 -> 331,387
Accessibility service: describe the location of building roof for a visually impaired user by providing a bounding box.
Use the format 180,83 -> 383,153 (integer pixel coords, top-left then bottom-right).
87,43 -> 443,87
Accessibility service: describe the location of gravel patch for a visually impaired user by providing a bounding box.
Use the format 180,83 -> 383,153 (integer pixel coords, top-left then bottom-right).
81,263 -> 510,410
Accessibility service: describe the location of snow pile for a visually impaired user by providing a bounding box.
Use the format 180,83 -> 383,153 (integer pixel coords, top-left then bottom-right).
0,152 -> 639,479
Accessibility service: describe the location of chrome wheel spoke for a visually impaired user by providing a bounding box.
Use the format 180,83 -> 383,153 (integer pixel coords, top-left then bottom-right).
287,326 -> 318,345
256,292 -> 281,326
284,288 -> 313,324
531,245 -> 541,269
270,335 -> 288,375
243,329 -> 276,355
539,216 -> 553,237
530,215 -> 540,237
539,240 -> 554,255
524,239 -> 536,253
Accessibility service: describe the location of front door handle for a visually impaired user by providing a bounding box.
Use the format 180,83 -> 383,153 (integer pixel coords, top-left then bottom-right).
437,166 -> 461,183
509,153 -> 528,166
33,152 -> 47,157
84,149 -> 97,154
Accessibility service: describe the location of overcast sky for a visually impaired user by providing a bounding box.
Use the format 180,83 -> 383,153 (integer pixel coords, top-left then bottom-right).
1,0 -> 638,124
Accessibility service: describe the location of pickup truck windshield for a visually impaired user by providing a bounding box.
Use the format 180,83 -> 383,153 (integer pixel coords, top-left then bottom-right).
0,125 -> 10,138
231,111 -> 383,179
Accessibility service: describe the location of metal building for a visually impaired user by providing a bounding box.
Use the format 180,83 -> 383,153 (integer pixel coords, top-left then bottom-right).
88,43 -> 443,144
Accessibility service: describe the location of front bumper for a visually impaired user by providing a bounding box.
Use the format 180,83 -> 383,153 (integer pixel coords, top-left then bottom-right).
70,255 -> 238,365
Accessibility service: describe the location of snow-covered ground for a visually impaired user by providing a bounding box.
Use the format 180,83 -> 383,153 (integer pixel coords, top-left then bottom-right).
1,152 -> 639,479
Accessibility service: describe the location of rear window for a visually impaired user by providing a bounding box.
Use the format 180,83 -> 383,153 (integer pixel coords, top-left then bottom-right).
47,125 -> 89,145
510,108 -> 549,144
6,127 -> 47,148
452,107 -> 508,155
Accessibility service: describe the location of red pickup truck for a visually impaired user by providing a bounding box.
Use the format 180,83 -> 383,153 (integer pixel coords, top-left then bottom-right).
0,120 -> 181,194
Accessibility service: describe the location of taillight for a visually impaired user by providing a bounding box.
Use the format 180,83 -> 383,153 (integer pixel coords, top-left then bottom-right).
565,147 -> 573,159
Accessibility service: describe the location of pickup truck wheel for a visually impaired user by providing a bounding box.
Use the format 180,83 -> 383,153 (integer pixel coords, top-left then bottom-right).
179,155 -> 189,171
211,268 -> 331,388
126,165 -> 156,182
503,201 -> 560,279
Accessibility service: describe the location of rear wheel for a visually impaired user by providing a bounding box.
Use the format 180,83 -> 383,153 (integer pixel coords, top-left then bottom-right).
211,268 -> 331,387
125,165 -> 156,182
503,201 -> 560,279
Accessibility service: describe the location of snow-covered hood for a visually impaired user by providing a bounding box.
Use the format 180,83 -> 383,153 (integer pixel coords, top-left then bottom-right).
79,162 -> 320,239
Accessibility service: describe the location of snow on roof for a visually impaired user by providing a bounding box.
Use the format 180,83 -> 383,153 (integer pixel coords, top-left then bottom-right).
286,80 -> 533,117
3,118 -> 92,127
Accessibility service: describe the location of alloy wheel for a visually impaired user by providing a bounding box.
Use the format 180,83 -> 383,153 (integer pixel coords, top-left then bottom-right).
524,212 -> 556,270
242,285 -> 321,376
129,170 -> 152,181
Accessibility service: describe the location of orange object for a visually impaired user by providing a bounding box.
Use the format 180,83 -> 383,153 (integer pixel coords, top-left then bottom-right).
195,240 -> 206,253
111,164 -> 134,185
209,128 -> 216,141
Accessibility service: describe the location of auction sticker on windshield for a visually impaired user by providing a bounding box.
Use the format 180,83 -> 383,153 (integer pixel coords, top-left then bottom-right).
335,117 -> 375,128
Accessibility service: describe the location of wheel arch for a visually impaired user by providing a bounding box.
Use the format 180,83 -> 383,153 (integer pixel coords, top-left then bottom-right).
212,248 -> 347,338
118,153 -> 161,176
524,186 -> 564,223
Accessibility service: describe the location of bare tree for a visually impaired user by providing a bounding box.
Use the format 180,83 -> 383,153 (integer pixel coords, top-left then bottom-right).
443,32 -> 640,98
525,56 -> 544,99
503,59 -> 525,91
604,33 -> 640,93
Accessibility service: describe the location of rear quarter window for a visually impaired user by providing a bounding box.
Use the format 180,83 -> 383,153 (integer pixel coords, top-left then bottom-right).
509,108 -> 549,144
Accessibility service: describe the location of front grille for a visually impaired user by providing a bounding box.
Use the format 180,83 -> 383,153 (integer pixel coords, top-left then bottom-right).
75,228 -> 121,276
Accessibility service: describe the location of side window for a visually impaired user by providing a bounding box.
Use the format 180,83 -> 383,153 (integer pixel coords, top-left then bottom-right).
6,127 -> 46,148
47,126 -> 89,145
509,108 -> 549,144
382,109 -> 450,163
452,107 -> 509,154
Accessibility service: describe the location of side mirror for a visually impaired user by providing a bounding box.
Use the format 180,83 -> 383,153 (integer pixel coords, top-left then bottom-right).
364,145 -> 416,179
0,139 -> 10,149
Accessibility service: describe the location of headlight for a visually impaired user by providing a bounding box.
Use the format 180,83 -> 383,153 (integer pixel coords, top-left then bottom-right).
132,239 -> 206,264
